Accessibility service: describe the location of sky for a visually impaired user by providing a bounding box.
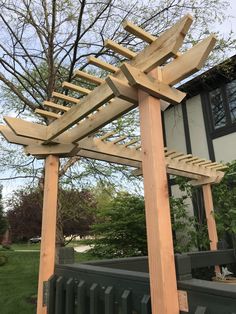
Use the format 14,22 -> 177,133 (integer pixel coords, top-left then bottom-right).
1,1 -> 236,202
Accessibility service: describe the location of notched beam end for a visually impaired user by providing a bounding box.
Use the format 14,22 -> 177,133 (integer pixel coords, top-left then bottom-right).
105,76 -> 138,104
121,63 -> 186,105
24,143 -> 79,157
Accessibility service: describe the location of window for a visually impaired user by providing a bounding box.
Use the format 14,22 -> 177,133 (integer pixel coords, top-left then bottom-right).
208,79 -> 236,136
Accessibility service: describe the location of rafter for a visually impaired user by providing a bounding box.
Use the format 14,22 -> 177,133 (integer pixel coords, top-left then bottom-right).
73,70 -> 104,85
62,82 -> 91,95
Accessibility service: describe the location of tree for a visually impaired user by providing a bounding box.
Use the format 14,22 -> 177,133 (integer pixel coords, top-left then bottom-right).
6,186 -> 97,243
0,0 -> 235,186
213,160 -> 236,248
0,0 -> 235,245
90,192 -> 147,258
0,185 -> 7,237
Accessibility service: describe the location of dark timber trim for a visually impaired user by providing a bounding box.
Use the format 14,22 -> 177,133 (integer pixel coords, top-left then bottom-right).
200,92 -> 216,161
181,101 -> 192,154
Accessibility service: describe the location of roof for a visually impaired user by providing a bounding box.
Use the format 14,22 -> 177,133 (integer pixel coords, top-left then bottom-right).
180,54 -> 236,98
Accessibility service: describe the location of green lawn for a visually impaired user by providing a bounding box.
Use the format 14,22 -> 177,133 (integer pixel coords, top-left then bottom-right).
0,250 -> 39,314
0,245 -> 96,314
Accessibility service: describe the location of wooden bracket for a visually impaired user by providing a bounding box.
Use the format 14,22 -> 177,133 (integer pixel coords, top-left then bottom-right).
121,63 -> 186,104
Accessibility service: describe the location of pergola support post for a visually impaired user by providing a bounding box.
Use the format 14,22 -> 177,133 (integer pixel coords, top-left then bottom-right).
202,184 -> 218,251
202,183 -> 220,273
138,90 -> 179,314
37,155 -> 59,314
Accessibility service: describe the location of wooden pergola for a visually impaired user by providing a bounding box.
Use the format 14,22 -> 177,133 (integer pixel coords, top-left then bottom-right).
0,14 -> 228,314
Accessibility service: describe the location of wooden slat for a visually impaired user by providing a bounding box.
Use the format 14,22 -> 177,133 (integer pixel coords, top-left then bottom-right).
124,139 -> 139,147
141,295 -> 151,314
77,281 -> 86,314
121,63 -> 186,105
45,15 -> 193,142
55,277 -> 65,314
174,154 -> 192,161
138,90 -> 179,314
36,155 -> 59,314
35,109 -> 61,119
65,278 -> 75,314
197,161 -> 213,167
73,70 -> 104,85
186,157 -> 199,163
105,286 -> 114,314
192,158 -> 206,165
43,101 -> 70,112
47,275 -> 57,314
110,135 -> 127,144
105,39 -> 137,59
121,290 -> 132,314
99,131 -> 115,140
88,56 -> 119,73
162,34 -> 217,85
123,20 -> 156,44
46,82 -> 115,143
62,81 -> 91,95
52,91 -> 79,104
90,283 -> 99,314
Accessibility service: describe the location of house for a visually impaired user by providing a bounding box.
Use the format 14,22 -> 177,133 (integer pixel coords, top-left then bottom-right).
163,54 -> 236,163
163,54 -> 236,224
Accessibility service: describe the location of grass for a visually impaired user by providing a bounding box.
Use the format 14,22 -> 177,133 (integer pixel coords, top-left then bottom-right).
0,250 -> 39,314
0,244 -> 97,314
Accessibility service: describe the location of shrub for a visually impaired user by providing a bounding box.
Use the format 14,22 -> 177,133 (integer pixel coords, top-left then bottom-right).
0,254 -> 8,266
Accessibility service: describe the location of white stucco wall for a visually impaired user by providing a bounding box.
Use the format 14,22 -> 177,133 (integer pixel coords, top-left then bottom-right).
186,95 -> 210,159
164,104 -> 186,153
213,133 -> 236,162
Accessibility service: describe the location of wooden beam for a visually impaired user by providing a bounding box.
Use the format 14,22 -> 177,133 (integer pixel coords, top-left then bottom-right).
131,14 -> 193,73
105,39 -> 137,59
106,76 -> 138,104
62,82 -> 91,95
73,70 -> 104,85
202,184 -> 220,275
35,109 -> 61,120
0,125 -> 41,146
4,117 -> 48,141
52,91 -> 79,104
46,82 -> 115,143
24,143 -> 78,157
162,34 -> 217,85
88,56 -> 119,73
121,63 -> 186,104
36,155 -> 59,314
138,90 -> 179,314
43,101 -> 70,112
78,149 -> 141,168
123,20 -> 156,44
44,15 -> 193,141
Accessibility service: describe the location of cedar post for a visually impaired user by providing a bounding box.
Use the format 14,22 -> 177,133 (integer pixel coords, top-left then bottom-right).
202,184 -> 218,250
37,155 -> 59,314
138,90 -> 179,314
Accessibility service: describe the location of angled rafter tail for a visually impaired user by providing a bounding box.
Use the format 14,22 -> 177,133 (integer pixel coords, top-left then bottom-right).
162,34 -> 217,85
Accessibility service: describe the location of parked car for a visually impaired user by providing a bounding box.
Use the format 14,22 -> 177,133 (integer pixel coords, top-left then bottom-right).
29,237 -> 41,244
